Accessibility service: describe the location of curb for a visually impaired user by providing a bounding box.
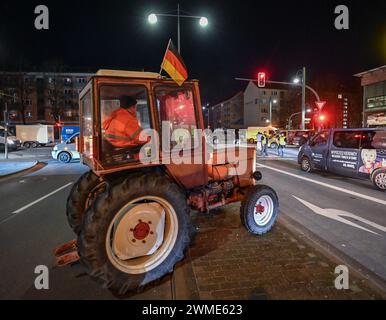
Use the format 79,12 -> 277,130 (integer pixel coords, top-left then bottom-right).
0,161 -> 40,180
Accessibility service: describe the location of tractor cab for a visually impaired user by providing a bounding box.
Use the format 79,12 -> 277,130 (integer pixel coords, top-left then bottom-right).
79,69 -> 208,186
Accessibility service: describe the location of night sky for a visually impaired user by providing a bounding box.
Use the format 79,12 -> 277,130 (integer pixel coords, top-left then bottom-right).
0,0 -> 385,103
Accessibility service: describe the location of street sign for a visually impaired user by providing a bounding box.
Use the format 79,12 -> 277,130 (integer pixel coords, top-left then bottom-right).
315,101 -> 326,110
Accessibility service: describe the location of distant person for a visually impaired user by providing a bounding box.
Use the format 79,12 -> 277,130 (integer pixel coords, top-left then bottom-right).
277,133 -> 287,158
256,132 -> 263,155
102,96 -> 148,148
261,132 -> 268,157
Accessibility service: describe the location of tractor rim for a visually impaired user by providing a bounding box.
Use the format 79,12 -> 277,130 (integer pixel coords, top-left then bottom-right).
105,196 -> 178,275
375,173 -> 386,189
254,195 -> 274,226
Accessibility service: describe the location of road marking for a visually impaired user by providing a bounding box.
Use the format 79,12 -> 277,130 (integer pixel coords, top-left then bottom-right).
256,163 -> 386,206
12,182 -> 73,214
293,196 -> 386,236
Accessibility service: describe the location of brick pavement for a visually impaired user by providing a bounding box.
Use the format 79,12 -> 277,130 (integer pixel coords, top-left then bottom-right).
183,202 -> 384,300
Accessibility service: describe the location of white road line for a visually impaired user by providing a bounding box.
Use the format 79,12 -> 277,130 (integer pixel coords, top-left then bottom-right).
257,163 -> 386,206
12,182 -> 73,214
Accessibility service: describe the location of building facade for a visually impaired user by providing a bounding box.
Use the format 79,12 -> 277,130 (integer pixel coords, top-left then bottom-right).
209,92 -> 244,129
0,71 -> 93,125
354,65 -> 386,128
319,91 -> 362,129
243,81 -> 291,128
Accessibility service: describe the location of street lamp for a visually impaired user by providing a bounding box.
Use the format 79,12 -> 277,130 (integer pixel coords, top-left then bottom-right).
292,67 -> 307,130
293,77 -> 300,84
147,4 -> 208,53
148,14 -> 158,24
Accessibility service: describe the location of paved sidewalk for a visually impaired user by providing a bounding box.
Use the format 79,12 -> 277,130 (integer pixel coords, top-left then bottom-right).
0,160 -> 38,177
185,203 -> 384,300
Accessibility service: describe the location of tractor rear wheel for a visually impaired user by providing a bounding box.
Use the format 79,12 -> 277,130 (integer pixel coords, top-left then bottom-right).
240,185 -> 279,235
66,171 -> 106,235
78,173 -> 191,294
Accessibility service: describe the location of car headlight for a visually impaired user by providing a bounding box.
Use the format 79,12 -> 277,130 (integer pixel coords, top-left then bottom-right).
53,146 -> 58,151
7,140 -> 14,144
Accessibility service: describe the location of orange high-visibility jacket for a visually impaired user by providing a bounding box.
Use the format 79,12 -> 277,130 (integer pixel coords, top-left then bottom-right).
102,108 -> 145,148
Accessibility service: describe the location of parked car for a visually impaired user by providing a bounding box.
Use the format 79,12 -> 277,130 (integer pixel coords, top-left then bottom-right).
51,133 -> 80,163
288,130 -> 315,147
0,129 -> 22,151
298,128 -> 386,190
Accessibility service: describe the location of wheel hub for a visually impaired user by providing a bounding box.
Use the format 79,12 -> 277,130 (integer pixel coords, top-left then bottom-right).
255,203 -> 265,214
112,203 -> 166,260
253,195 -> 274,226
132,221 -> 150,240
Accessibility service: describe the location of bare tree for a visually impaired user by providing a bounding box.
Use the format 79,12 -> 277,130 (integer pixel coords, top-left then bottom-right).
44,60 -> 66,123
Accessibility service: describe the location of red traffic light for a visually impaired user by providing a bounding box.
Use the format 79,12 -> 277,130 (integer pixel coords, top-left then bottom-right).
257,72 -> 266,88
55,122 -> 62,128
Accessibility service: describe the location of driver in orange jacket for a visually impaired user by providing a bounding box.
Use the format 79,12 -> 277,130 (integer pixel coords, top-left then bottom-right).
102,96 -> 148,148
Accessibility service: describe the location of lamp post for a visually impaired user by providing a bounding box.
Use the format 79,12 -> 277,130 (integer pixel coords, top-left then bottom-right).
269,97 -> 278,125
148,4 -> 208,54
203,103 -> 210,128
0,91 -> 17,160
293,67 -> 306,130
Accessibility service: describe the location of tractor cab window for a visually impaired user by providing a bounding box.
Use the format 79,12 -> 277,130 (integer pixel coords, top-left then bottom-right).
99,84 -> 151,167
155,86 -> 198,149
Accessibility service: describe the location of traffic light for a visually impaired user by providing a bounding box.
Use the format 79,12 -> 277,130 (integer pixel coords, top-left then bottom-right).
257,72 -> 266,88
55,121 -> 62,128
319,114 -> 326,122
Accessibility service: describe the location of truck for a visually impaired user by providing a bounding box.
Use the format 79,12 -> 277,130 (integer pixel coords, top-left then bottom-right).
55,69 -> 279,294
298,128 -> 386,190
61,125 -> 80,143
15,124 -> 55,148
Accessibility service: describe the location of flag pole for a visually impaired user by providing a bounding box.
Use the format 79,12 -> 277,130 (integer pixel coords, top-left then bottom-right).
159,39 -> 172,75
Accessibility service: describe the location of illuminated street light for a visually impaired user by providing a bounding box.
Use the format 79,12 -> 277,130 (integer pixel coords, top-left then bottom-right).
199,17 -> 208,27
148,13 -> 158,24
293,77 -> 300,84
147,5 -> 209,53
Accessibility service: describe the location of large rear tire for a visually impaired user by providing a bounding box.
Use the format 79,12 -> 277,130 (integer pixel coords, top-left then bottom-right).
78,173 -> 191,294
240,185 -> 279,235
66,171 -> 106,235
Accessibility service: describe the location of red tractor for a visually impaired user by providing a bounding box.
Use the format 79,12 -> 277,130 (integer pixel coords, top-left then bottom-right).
59,70 -> 279,294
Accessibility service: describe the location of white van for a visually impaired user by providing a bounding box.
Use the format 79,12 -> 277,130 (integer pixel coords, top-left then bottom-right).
51,133 -> 80,163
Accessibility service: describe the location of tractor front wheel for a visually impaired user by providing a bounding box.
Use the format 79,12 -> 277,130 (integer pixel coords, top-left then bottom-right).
240,185 -> 279,235
78,173 -> 191,294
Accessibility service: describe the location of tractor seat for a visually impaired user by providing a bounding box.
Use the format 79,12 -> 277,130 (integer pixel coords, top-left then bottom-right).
102,139 -> 143,166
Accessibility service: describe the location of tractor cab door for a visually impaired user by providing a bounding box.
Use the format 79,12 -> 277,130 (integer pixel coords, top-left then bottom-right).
154,83 -> 208,189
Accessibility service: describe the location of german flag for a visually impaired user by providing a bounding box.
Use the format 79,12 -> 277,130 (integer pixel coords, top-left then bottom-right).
161,40 -> 188,86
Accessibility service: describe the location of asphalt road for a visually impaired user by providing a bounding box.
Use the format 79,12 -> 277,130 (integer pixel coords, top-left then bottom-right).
258,147 -> 386,283
0,160 -> 177,299
0,147 -> 385,299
